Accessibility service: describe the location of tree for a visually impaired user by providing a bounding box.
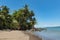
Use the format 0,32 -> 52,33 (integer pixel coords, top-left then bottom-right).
0,5 -> 36,30
0,6 -> 12,29
1,6 -> 9,15
13,5 -> 36,30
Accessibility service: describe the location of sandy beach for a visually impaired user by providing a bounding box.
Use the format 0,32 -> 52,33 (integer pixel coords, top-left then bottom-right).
0,30 -> 42,40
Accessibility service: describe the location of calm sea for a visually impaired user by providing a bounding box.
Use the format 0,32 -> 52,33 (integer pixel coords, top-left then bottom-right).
33,27 -> 60,40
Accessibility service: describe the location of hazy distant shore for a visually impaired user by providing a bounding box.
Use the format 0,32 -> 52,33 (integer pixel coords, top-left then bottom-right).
0,30 -> 42,40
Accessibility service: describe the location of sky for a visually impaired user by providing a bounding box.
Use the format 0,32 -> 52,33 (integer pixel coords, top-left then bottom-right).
0,0 -> 60,28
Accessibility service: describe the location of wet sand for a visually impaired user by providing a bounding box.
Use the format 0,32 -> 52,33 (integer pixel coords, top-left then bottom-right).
0,30 -> 42,40
23,31 -> 42,40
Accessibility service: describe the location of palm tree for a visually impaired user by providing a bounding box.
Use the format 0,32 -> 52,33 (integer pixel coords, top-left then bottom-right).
0,6 -> 11,29
13,5 -> 36,30
1,6 -> 9,16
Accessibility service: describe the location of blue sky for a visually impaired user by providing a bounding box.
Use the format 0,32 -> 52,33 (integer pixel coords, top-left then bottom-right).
0,0 -> 60,28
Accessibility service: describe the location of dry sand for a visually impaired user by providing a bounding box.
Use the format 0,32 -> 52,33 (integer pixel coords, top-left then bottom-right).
0,30 -> 42,40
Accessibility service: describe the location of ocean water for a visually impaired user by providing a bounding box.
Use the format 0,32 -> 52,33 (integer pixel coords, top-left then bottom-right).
33,27 -> 60,40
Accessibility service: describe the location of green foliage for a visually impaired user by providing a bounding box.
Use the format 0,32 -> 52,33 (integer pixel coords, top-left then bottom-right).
0,5 -> 36,30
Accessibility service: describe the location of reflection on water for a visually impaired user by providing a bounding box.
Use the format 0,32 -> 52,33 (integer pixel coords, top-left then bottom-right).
33,27 -> 60,40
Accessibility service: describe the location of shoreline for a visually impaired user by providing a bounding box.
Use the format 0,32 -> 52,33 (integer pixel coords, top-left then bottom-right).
23,31 -> 42,40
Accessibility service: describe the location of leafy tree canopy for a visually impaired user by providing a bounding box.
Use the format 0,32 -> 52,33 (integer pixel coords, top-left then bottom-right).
0,5 -> 36,30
